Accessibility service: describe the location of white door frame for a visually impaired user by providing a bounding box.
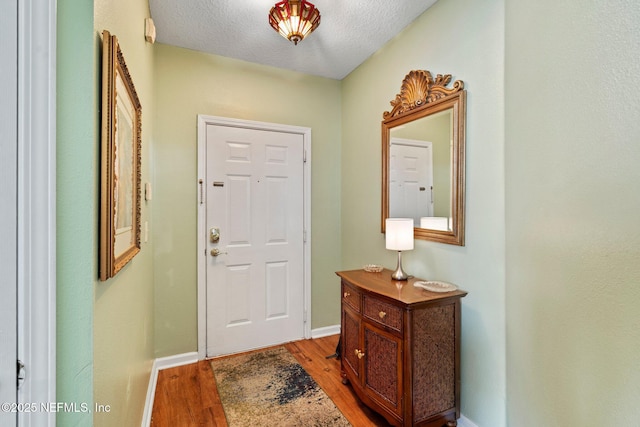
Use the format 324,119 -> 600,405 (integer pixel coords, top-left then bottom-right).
1,2 -> 19,425
17,0 -> 57,425
196,115 -> 312,360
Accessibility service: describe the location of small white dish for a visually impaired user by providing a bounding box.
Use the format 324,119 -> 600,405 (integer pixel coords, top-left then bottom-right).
413,280 -> 457,293
363,264 -> 384,273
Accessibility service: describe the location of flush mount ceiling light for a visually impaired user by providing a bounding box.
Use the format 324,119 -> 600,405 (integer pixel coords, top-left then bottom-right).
269,0 -> 321,45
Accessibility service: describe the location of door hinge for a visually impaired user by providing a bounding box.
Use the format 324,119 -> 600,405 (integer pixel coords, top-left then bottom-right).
17,360 -> 25,389
303,310 -> 308,323
303,150 -> 307,163
303,230 -> 307,243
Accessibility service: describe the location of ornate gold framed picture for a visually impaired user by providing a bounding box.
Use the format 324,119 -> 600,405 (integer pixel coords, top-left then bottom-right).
100,30 -> 141,281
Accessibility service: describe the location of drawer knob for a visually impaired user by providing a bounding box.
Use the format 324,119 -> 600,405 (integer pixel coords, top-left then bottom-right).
354,349 -> 365,359
379,311 -> 387,319
344,292 -> 350,298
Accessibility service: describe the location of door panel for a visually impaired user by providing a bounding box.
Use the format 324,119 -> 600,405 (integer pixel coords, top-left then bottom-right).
206,124 -> 304,356
265,262 -> 288,319
227,176 -> 252,245
225,265 -> 252,326
265,177 -> 288,242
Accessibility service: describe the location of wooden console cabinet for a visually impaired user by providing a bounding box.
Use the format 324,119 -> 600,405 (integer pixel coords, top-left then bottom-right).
337,269 -> 467,427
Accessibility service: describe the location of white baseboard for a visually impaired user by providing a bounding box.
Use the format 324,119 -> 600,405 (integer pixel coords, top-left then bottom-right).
458,414 -> 479,427
140,358 -> 159,427
141,352 -> 199,427
154,351 -> 199,370
310,324 -> 340,339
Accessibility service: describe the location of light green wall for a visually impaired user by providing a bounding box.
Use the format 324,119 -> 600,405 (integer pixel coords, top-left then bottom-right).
93,0 -> 156,426
505,1 -> 640,426
419,113 -> 451,218
430,113 -> 452,218
341,0 -> 506,425
57,1 -> 96,425
152,45 -> 342,357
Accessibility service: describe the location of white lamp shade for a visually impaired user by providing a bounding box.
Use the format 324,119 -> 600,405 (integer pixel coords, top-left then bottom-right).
385,218 -> 414,251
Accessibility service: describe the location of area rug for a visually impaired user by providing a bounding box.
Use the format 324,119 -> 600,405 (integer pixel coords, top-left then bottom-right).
210,346 -> 351,427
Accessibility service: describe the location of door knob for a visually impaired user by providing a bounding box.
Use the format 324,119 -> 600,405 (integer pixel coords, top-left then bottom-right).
210,248 -> 227,257
210,227 -> 220,243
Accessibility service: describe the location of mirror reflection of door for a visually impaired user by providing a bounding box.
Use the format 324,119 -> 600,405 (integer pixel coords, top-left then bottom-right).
389,138 -> 433,225
389,109 -> 453,231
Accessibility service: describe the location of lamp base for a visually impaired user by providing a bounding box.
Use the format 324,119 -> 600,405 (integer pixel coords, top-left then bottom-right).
391,251 -> 409,281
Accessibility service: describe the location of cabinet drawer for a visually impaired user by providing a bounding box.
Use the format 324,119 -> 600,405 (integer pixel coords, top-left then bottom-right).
363,296 -> 403,333
342,282 -> 361,313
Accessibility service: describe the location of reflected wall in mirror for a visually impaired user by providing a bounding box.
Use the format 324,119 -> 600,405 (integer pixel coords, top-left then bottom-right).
382,70 -> 466,245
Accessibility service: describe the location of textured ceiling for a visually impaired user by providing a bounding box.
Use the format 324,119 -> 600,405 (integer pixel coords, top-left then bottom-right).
149,0 -> 438,80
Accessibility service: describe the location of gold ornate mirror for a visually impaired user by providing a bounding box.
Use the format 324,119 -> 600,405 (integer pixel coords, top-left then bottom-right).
382,70 -> 466,245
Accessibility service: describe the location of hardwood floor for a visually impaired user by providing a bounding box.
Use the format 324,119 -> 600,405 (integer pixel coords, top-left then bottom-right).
150,335 -> 390,426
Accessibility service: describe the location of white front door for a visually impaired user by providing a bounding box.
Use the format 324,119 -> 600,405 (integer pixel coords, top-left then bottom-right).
389,138 -> 433,224
0,0 -> 18,424
204,123 -> 305,357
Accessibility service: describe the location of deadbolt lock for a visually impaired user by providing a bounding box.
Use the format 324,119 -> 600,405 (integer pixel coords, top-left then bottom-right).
210,227 -> 220,243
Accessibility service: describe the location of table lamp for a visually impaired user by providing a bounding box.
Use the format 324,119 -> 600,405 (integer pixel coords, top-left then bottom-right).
385,218 -> 414,281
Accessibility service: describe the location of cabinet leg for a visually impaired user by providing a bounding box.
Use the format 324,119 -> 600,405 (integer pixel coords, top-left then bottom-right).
340,370 -> 349,385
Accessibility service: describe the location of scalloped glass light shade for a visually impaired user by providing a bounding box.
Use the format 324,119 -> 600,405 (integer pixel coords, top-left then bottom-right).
269,0 -> 321,45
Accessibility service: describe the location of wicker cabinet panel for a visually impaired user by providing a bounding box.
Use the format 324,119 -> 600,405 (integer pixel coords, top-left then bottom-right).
363,295 -> 403,333
338,269 -> 467,427
341,306 -> 361,380
412,304 -> 456,422
363,323 -> 402,417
